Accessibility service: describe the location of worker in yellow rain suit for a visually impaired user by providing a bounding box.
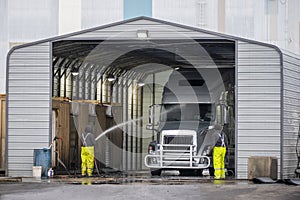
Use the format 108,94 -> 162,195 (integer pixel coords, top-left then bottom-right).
81,125 -> 96,177
213,124 -> 227,179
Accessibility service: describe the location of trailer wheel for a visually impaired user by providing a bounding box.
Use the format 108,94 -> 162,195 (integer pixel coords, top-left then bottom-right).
150,169 -> 162,176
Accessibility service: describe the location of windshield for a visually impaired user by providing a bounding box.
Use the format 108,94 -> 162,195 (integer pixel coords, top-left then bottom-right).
160,103 -> 214,122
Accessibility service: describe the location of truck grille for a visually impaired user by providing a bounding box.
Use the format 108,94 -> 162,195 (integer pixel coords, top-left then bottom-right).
145,131 -> 211,169
163,135 -> 193,145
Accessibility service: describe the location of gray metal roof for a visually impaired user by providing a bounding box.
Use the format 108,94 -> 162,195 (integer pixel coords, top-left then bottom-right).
7,16 -> 282,79
8,16 -> 282,56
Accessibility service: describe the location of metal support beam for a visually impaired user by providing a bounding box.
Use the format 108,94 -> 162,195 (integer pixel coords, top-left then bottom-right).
152,74 -> 156,141
139,86 -> 144,169
130,82 -> 134,170
100,77 -> 103,104
124,78 -> 129,171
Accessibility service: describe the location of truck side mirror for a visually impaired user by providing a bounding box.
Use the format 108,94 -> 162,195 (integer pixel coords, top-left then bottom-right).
223,106 -> 229,124
149,105 -> 154,124
216,104 -> 228,125
147,104 -> 161,129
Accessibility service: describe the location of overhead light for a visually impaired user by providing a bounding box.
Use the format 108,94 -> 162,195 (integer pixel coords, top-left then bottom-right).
107,74 -> 115,82
137,81 -> 145,87
174,67 -> 180,70
71,67 -> 79,76
137,30 -> 148,39
72,71 -> 79,76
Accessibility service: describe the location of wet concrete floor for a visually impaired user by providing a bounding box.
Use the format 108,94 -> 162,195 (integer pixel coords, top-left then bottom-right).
0,173 -> 299,200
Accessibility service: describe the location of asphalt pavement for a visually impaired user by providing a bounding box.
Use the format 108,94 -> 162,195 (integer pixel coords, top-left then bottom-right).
0,175 -> 300,200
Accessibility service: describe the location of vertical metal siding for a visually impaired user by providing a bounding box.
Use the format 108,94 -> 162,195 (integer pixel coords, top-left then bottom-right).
237,41 -> 281,179
282,51 -> 300,179
7,42 -> 51,177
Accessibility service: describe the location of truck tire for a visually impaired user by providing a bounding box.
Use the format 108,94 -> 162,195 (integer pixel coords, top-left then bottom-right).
179,169 -> 194,176
209,167 -> 214,176
195,169 -> 203,176
150,169 -> 162,176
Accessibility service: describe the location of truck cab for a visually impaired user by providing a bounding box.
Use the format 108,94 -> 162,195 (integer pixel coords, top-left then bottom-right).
144,68 -> 231,176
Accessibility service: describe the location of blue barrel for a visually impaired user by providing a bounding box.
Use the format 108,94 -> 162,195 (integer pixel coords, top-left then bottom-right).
34,148 -> 51,177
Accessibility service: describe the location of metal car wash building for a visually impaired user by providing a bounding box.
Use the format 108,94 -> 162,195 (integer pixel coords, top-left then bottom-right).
6,17 -> 300,179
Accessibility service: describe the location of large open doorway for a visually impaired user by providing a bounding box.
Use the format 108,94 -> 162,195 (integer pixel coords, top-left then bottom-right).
50,39 -> 236,176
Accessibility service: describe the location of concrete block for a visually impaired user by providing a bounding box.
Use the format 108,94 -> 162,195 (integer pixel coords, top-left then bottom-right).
248,156 -> 278,180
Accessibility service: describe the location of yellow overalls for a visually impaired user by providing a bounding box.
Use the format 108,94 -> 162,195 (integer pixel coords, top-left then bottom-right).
213,133 -> 226,179
81,133 -> 94,177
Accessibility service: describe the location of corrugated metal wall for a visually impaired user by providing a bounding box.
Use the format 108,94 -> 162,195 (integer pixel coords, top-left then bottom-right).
0,94 -> 6,171
237,41 -> 281,179
7,42 -> 51,177
282,50 -> 300,179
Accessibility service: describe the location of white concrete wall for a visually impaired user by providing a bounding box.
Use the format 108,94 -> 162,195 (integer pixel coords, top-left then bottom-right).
153,0 -> 300,54
153,0 -> 219,30
8,0 -> 58,41
286,0 -> 300,54
153,0 -> 198,27
0,0 -> 59,94
81,0 -> 123,29
0,0 -> 8,94
59,0 -> 81,34
1,0 -> 300,92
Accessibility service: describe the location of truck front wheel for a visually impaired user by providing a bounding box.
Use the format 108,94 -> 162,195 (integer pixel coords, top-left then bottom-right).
150,169 -> 162,176
179,169 -> 194,176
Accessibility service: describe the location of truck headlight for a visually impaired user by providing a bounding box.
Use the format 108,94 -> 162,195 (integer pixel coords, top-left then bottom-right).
199,158 -> 205,164
148,145 -> 154,154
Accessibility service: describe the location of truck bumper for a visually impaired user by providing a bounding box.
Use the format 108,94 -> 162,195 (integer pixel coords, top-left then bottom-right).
144,154 -> 210,169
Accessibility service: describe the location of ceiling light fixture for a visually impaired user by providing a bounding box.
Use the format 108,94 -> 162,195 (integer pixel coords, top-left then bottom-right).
137,81 -> 145,87
137,30 -> 148,39
71,68 -> 79,76
71,66 -> 80,76
107,74 -> 115,82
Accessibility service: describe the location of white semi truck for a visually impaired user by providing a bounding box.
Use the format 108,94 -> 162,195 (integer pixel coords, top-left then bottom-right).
144,68 -> 234,176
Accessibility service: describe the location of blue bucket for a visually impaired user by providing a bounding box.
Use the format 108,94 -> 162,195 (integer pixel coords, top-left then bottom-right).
34,148 -> 51,177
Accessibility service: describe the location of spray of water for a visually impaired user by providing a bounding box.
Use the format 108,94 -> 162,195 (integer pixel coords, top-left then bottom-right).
94,104 -> 191,141
95,116 -> 145,141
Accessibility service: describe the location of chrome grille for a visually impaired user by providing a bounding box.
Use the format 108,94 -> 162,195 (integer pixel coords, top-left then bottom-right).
163,135 -> 193,145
